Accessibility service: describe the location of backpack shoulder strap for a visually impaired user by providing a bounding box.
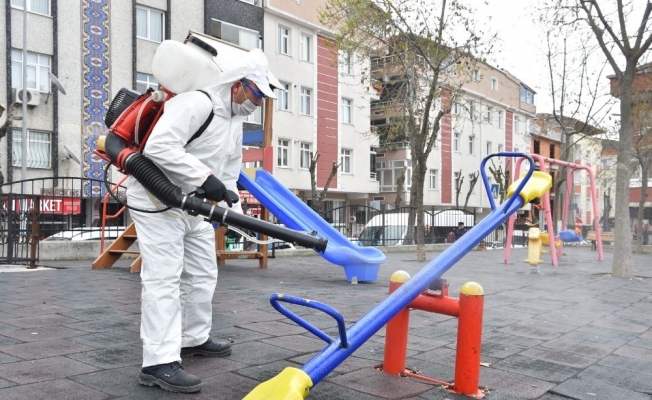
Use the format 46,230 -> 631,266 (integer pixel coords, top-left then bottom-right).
186,90 -> 214,147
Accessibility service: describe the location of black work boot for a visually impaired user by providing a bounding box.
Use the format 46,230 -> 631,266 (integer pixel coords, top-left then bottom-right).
139,361 -> 202,393
181,338 -> 232,358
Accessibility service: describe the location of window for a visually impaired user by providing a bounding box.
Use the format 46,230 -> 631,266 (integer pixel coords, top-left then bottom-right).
341,98 -> 352,124
370,148 -> 377,180
300,33 -> 312,62
12,129 -> 51,169
452,102 -> 459,114
340,149 -> 352,173
550,143 -> 556,158
454,132 -> 460,152
11,0 -> 50,15
468,100 -> 475,118
429,169 -> 438,189
300,142 -> 312,169
11,49 -> 51,92
472,69 -> 480,82
339,51 -> 353,74
514,115 -> 520,133
277,139 -> 290,167
498,144 -> 503,153
486,141 -> 492,155
497,110 -> 503,128
300,87 -> 312,115
211,19 -> 259,50
277,82 -> 290,111
486,107 -> 493,124
491,77 -> 498,91
520,85 -> 535,105
533,140 -> 540,155
278,26 -> 291,55
468,135 -> 475,155
136,73 -> 158,93
136,6 -> 164,43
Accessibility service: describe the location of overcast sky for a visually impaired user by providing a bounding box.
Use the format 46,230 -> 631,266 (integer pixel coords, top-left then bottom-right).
474,0 -> 559,113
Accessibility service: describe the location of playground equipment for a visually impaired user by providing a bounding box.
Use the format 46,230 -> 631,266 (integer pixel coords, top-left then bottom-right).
243,153 -> 552,399
505,154 -> 603,267
524,226 -> 544,266
238,169 -> 386,282
383,273 -> 485,398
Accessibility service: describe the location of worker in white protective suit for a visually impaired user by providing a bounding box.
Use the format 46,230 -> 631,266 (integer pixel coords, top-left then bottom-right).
128,48 -> 281,394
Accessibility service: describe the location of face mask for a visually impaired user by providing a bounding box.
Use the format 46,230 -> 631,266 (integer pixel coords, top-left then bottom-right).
231,85 -> 259,116
232,99 -> 258,116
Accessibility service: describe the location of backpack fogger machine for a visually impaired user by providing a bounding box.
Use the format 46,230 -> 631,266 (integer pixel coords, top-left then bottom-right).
95,35 -> 327,252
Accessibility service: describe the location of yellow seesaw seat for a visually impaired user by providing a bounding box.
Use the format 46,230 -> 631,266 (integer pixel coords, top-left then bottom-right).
506,171 -> 553,204
243,367 -> 312,400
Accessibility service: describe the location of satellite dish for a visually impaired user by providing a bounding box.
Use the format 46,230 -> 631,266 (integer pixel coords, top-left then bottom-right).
49,72 -> 66,95
45,73 -> 67,105
63,145 -> 81,164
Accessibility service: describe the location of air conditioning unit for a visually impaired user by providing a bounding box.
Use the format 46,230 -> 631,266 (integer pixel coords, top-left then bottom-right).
13,88 -> 40,107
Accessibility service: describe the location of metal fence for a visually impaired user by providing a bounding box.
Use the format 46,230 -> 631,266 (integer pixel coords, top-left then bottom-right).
0,177 -> 127,264
321,206 -> 478,246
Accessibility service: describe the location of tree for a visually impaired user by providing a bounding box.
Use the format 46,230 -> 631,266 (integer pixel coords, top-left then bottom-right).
395,165 -> 407,208
538,9 -> 614,227
320,0 -> 493,261
488,159 -> 510,205
463,171 -> 479,211
546,0 -> 652,278
308,152 -> 340,215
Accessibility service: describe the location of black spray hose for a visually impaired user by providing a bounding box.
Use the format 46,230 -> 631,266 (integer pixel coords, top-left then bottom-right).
104,133 -> 328,252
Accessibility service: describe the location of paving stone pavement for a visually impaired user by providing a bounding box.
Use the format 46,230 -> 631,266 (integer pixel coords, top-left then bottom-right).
0,247 -> 651,400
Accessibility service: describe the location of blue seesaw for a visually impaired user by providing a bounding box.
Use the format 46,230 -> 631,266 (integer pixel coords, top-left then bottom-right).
243,153 -> 552,400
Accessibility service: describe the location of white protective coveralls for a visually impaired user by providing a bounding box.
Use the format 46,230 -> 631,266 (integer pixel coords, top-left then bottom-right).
128,48 -> 278,367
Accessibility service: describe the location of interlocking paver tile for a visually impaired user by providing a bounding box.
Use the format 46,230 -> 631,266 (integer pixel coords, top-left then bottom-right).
0,378 -> 110,400
0,356 -> 101,384
329,367 -> 433,399
0,325 -> 85,342
0,338 -> 96,360
551,377 -> 652,400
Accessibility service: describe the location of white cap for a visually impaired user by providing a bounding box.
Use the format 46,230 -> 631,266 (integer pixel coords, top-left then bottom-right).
220,48 -> 281,99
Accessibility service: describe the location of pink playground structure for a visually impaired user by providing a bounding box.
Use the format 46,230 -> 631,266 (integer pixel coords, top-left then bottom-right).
504,154 -> 603,267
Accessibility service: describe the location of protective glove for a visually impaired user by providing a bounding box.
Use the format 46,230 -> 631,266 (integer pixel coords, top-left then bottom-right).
199,175 -> 232,207
226,190 -> 240,204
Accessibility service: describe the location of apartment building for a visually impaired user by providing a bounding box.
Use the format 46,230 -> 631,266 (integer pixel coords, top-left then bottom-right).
2,0 -> 205,226
2,0 -> 379,228
371,57 -> 536,219
263,0 -> 379,214
609,62 -> 652,229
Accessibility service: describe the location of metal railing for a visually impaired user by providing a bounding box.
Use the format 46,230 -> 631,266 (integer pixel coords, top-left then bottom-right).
0,177 -> 127,265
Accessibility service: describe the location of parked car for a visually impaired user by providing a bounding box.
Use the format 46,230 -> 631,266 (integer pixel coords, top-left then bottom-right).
357,210 -> 475,246
43,227 -> 127,242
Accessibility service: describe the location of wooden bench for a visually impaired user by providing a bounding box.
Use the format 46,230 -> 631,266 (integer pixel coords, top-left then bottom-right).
586,231 -> 633,250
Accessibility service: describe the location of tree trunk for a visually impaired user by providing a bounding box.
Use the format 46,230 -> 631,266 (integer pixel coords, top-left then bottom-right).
635,165 -> 648,254
613,73 -> 635,278
455,169 -> 463,208
463,172 -> 479,211
395,165 -> 407,208
414,160 -> 426,262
